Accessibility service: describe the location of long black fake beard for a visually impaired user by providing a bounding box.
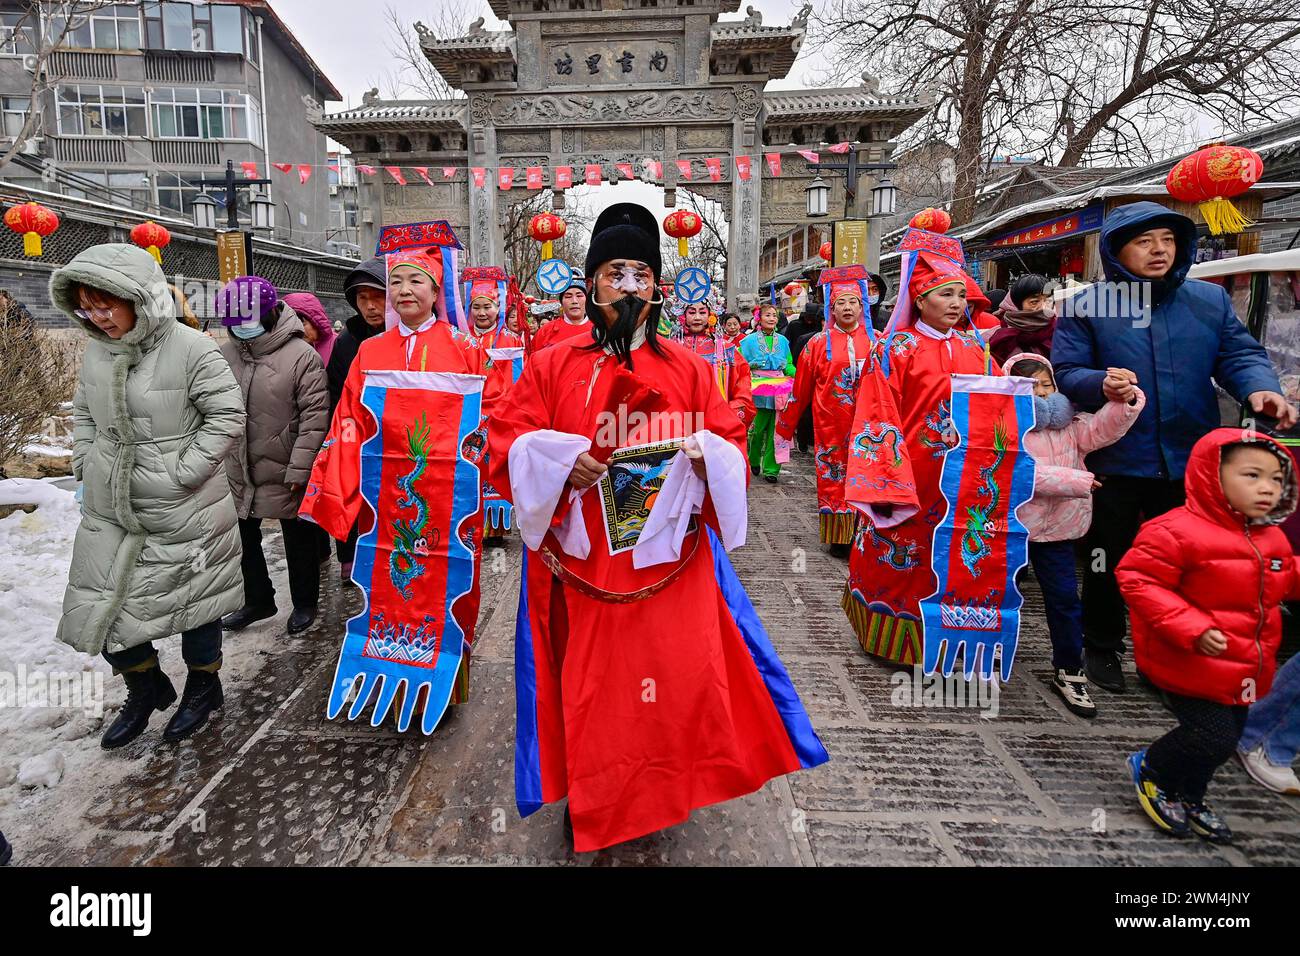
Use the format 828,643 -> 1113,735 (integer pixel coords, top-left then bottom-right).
586,294 -> 662,368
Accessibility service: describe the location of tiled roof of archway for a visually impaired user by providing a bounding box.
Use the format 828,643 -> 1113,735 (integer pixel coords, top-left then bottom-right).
314,100 -> 468,133
764,89 -> 929,123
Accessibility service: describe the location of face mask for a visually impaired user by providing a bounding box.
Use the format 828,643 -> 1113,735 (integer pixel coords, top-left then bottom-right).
868,294 -> 881,306
229,322 -> 265,340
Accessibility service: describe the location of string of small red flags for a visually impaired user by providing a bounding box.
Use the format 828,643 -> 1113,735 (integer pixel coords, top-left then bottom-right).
235,140 -> 864,190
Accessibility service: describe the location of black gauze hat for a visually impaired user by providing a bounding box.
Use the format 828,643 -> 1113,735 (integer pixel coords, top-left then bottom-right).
585,203 -> 662,280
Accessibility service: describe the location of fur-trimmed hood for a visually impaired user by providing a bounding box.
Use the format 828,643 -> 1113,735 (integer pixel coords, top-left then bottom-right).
50,243 -> 177,354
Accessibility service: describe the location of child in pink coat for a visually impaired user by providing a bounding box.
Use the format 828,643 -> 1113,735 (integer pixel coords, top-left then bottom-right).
1006,352 -> 1146,718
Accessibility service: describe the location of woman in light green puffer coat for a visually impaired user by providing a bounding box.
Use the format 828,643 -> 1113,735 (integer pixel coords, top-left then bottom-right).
50,244 -> 246,750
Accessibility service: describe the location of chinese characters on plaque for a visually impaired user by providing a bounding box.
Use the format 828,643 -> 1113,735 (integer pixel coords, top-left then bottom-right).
551,44 -> 673,82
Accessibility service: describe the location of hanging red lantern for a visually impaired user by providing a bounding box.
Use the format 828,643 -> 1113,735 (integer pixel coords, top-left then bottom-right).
130,220 -> 171,264
663,209 -> 703,257
527,212 -> 567,260
909,207 -> 952,234
818,240 -> 833,262
1166,143 -> 1264,235
4,201 -> 60,258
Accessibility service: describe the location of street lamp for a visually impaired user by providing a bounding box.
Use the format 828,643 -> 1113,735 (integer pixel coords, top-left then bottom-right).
191,193 -> 217,231
250,188 -> 275,232
806,176 -> 830,218
807,148 -> 898,218
871,176 -> 897,218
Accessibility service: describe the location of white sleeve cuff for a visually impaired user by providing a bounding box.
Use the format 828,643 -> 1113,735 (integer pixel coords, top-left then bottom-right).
507,430 -> 592,552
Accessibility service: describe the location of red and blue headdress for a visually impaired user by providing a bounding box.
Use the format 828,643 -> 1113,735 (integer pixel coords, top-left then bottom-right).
378,220 -> 465,331
818,264 -> 876,360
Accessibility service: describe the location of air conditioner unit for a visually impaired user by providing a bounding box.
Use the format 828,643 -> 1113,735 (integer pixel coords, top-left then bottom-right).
361,209 -> 373,225
19,137 -> 42,156
329,184 -> 338,196
21,54 -> 40,74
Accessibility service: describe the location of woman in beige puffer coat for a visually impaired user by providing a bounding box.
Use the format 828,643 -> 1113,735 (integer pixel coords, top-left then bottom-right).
216,276 -> 329,637
50,244 -> 245,750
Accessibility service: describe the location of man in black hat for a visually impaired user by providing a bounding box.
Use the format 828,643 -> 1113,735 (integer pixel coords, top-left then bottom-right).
487,203 -> 826,853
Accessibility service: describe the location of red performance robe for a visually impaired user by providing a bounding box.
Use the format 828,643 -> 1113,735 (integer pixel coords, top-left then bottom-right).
680,331 -> 756,429
489,337 -> 827,852
842,327 -> 997,664
776,322 -> 875,543
466,326 -> 524,535
303,321 -> 485,703
531,316 -> 592,352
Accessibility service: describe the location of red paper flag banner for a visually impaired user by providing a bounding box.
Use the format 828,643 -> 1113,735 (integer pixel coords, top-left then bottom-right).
471,167 -> 486,188
357,165 -> 378,176
298,164 -> 312,185
442,167 -> 456,179
735,155 -> 752,181
385,166 -> 407,185
765,153 -> 782,176
585,164 -> 603,186
241,161 -> 259,178
328,164 -> 339,174
526,166 -> 544,189
615,162 -> 634,179
413,166 -> 435,186
676,159 -> 693,180
498,168 -> 515,189
796,150 -> 819,164
271,162 -> 293,174
705,157 -> 723,182
828,142 -> 852,154
644,159 -> 663,180
554,165 -> 573,189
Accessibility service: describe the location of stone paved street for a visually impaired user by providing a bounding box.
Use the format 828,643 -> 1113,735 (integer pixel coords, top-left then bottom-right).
16,451 -> 1300,866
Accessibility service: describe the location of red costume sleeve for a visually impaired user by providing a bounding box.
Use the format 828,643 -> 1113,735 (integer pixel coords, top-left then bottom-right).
776,334 -> 819,439
300,354 -> 371,540
729,351 -> 756,428
486,352 -> 554,505
843,342 -> 920,519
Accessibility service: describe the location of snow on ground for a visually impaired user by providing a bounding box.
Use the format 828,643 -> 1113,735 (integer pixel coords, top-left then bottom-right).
0,477 -> 292,857
22,444 -> 72,458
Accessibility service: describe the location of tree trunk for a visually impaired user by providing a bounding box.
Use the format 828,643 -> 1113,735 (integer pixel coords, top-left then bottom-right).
950,91 -> 986,226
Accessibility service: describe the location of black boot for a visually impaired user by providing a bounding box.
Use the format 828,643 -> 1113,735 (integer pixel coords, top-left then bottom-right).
0,830 -> 12,866
287,607 -> 317,634
162,669 -> 224,743
101,665 -> 177,750
222,603 -> 277,631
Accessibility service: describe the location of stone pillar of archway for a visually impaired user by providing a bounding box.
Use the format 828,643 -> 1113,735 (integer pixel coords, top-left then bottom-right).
467,94 -> 502,266
727,84 -> 764,312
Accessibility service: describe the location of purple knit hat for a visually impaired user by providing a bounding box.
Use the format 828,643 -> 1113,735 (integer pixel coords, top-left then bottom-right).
216,275 -> 278,328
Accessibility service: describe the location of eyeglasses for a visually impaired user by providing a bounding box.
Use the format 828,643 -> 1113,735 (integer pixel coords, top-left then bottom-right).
75,306 -> 116,321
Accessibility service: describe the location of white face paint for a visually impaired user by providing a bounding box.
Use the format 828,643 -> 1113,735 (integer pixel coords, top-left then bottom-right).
605,264 -> 652,294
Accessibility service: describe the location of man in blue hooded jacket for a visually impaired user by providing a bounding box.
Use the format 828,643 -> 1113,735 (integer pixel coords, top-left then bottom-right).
1053,201 -> 1296,693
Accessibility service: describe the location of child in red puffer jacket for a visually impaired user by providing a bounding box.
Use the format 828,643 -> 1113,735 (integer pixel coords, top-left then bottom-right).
1117,428 -> 1300,845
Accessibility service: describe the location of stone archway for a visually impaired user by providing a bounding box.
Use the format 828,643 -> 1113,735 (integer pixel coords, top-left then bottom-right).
311,1 -> 927,310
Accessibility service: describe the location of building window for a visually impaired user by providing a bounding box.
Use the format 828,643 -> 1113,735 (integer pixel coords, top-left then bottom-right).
157,170 -> 250,218
2,96 -> 31,137
0,11 -> 37,55
64,169 -> 152,207
142,2 -> 250,57
56,85 -> 148,137
151,88 -> 262,145
49,4 -> 142,51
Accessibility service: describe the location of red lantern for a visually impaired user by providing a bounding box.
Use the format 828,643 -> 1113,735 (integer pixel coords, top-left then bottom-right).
818,240 -> 833,262
130,220 -> 171,264
4,201 -> 60,258
527,212 -> 567,260
909,207 -> 952,234
1166,143 -> 1264,235
663,209 -> 703,257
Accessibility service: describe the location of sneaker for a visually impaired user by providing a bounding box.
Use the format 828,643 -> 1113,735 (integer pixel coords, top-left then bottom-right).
1185,801 -> 1234,844
1238,745 -> 1300,794
1084,648 -> 1126,693
1050,668 -> 1097,718
1127,750 -> 1189,836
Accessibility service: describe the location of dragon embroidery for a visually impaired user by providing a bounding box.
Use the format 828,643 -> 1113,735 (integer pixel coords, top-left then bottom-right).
959,417 -> 1008,577
833,364 -> 861,406
390,413 -> 439,600
855,521 -> 919,571
919,399 -> 956,458
852,422 -> 905,467
815,444 -> 846,484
